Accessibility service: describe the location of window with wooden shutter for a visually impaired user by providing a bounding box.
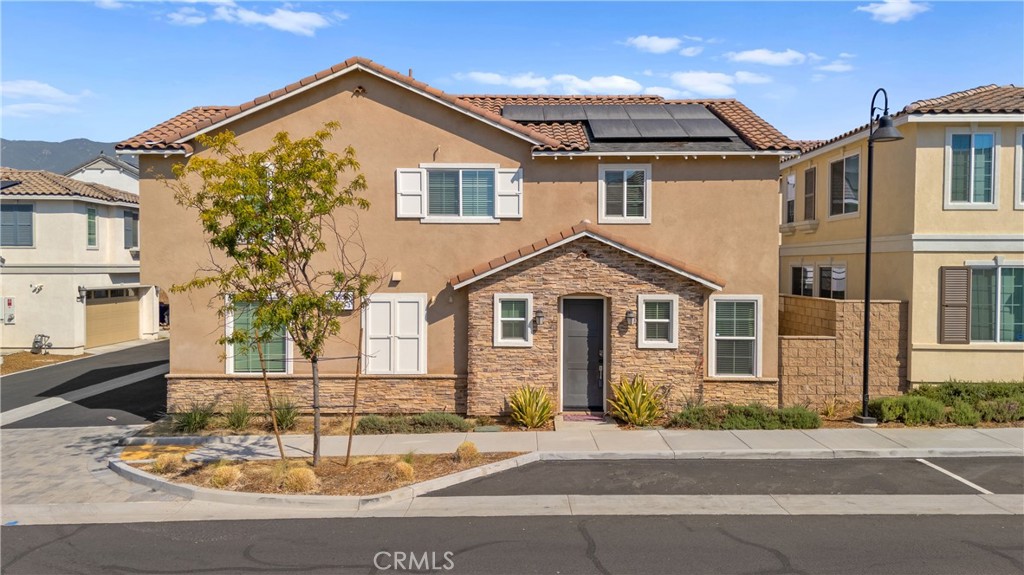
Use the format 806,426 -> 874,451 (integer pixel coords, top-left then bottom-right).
939,266 -> 970,344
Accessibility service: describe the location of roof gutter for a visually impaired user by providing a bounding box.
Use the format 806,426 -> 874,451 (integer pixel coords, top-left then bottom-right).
0,194 -> 139,208
115,149 -> 189,157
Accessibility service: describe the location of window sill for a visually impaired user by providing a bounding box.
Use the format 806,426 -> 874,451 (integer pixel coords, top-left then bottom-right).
779,223 -> 797,236
598,217 -> 651,225
943,203 -> 998,211
795,220 -> 819,234
638,341 -> 679,350
913,342 -> 1024,351
826,211 -> 860,222
494,340 -> 532,348
0,245 -> 35,249
420,217 -> 500,224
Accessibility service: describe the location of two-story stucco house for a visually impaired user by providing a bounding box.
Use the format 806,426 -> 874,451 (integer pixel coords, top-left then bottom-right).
117,57 -> 799,415
779,85 -> 1024,385
0,168 -> 160,353
64,153 -> 140,194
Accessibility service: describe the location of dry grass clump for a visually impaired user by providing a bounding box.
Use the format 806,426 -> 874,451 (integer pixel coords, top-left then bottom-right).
389,461 -> 415,482
210,465 -> 241,488
283,467 -> 318,493
152,453 -> 186,474
454,441 -> 480,463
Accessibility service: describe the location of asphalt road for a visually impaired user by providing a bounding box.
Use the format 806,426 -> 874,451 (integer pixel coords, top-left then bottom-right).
3,516 -> 1023,574
1,340 -> 168,427
428,458 -> 1024,497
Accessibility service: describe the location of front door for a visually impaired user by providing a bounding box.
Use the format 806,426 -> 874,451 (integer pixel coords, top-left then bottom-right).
562,299 -> 604,411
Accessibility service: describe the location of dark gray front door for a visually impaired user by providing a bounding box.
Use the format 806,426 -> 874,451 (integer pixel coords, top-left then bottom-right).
562,299 -> 604,411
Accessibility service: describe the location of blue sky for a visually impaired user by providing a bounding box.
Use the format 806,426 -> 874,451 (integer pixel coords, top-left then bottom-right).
2,1 -> 1021,143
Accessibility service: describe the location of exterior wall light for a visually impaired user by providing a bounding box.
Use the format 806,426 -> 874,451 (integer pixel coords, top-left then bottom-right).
534,309 -> 546,327
625,309 -> 637,327
77,286 -> 88,302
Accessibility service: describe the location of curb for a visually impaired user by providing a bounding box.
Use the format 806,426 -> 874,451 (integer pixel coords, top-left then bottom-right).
108,452 -> 542,510
119,436 -> 214,447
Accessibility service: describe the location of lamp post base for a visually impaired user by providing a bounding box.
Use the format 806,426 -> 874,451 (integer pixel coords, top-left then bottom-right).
852,414 -> 878,426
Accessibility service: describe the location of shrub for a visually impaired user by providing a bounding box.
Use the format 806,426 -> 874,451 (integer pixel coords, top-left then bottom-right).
356,415 -> 412,435
947,401 -> 981,426
283,467 -> 318,493
777,406 -> 822,429
977,397 -> 1024,423
389,461 -> 415,482
454,441 -> 480,463
508,386 -> 553,429
410,412 -> 472,433
210,465 -> 241,488
669,405 -> 726,430
172,401 -> 215,433
271,395 -> 299,431
722,404 -> 780,430
152,453 -> 186,474
225,398 -> 254,432
868,397 -> 904,423
901,396 -> 945,426
607,374 -> 664,427
912,380 -> 1024,406
475,415 -> 495,427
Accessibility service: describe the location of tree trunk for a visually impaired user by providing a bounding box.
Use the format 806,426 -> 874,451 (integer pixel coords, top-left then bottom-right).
345,321 -> 363,466
312,354 -> 321,467
257,343 -> 286,461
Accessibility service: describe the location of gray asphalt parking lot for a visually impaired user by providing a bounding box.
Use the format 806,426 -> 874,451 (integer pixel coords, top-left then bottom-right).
428,457 -> 1024,497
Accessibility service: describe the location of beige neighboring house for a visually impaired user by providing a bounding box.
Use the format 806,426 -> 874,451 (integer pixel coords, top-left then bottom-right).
0,168 -> 159,354
117,56 -> 801,415
64,153 -> 140,194
779,84 -> 1024,385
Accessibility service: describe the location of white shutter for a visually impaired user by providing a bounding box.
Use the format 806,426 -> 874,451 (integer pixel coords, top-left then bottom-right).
363,293 -> 426,374
495,168 -> 523,218
396,169 -> 427,218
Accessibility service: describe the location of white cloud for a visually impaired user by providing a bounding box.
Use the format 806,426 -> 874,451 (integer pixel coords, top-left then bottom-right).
734,71 -> 772,84
807,52 -> 825,62
551,74 -> 642,94
838,52 -> 856,59
212,4 -> 333,36
641,69 -> 654,77
725,48 -> 806,66
682,35 -> 704,42
457,71 -> 643,94
1,103 -> 79,118
1,80 -> 91,103
817,60 -> 854,73
670,72 -> 737,97
679,46 -> 704,57
458,72 -> 550,91
95,0 -> 125,8
625,35 -> 682,54
168,7 -> 206,26
644,86 -> 686,99
856,0 -> 930,23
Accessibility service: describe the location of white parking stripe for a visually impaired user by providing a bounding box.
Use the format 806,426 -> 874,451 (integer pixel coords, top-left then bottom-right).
917,458 -> 994,495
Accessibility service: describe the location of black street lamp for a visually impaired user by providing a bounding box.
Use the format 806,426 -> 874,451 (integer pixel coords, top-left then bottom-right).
853,88 -> 904,425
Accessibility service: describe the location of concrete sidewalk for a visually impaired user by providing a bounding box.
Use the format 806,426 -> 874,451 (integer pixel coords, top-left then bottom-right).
179,427 -> 1024,462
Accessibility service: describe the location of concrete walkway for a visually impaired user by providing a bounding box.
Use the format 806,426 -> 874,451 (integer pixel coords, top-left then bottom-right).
181,427 -> 1024,462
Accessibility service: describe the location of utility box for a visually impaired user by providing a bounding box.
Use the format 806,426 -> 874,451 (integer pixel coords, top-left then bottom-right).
3,296 -> 14,325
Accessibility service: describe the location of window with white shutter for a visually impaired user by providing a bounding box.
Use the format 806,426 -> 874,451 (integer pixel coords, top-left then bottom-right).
396,166 -> 522,222
1,204 -> 33,247
363,293 -> 427,374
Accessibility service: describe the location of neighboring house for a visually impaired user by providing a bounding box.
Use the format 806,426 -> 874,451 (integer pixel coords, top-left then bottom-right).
64,152 -> 140,194
117,56 -> 799,415
0,168 -> 159,354
779,84 -> 1024,385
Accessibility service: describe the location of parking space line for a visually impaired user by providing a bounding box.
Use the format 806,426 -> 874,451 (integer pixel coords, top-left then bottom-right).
917,458 -> 994,495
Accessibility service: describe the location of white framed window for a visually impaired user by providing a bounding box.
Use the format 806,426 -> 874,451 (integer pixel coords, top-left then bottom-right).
395,165 -> 523,222
945,128 -> 999,210
818,265 -> 847,300
598,164 -> 651,224
1014,127 -> 1023,210
638,294 -> 678,349
87,207 -> 98,248
828,154 -> 860,218
790,265 -> 814,296
363,293 -> 427,374
783,174 -> 796,224
225,299 -> 291,374
1,203 -> 33,247
493,293 -> 533,347
709,295 -> 762,377
970,265 -> 1024,343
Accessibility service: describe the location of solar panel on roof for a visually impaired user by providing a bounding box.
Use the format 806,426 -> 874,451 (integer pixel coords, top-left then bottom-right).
582,105 -> 629,120
589,119 -> 642,139
623,105 -> 674,120
632,119 -> 690,138
676,117 -> 736,138
501,105 -> 546,122
542,105 -> 587,121
665,104 -> 717,120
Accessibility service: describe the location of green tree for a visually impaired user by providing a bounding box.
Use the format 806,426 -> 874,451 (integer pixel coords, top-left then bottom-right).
170,122 -> 378,466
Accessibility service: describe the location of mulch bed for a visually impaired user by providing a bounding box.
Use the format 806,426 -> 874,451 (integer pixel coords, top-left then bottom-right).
140,452 -> 521,496
1,352 -> 87,375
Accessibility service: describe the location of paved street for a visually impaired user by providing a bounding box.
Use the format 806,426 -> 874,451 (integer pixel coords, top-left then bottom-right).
3,516 -> 1023,575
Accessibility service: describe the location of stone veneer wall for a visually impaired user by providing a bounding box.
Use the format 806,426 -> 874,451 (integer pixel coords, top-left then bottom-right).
166,375 -> 466,414
778,295 -> 908,408
466,236 -> 776,415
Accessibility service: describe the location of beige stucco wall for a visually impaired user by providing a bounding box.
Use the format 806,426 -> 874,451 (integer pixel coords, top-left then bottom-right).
138,69 -> 781,388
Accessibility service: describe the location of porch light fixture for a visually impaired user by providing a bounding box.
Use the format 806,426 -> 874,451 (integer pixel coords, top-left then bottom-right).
77,286 -> 88,302
534,309 -> 546,327
855,88 -> 904,426
625,309 -> 637,327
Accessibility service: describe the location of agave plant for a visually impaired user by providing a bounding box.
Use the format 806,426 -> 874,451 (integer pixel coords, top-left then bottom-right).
508,385 -> 553,429
608,374 -> 664,427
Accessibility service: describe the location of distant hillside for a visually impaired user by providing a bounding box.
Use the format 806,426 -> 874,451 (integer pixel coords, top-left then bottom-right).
0,138 -> 138,174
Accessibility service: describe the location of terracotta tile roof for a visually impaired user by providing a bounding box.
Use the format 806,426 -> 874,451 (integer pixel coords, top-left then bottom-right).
0,168 -> 139,204
449,221 -> 725,289
796,84 -> 1024,156
118,106 -> 230,153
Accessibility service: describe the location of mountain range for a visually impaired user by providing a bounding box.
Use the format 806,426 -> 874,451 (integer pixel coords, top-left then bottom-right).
1,138 -> 138,174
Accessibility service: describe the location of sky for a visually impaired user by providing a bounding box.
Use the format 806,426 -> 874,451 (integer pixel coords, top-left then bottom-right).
1,0 -> 1022,144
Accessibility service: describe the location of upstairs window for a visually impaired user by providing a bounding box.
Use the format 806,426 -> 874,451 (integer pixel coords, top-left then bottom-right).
1014,128 -> 1023,210
1,204 -> 33,247
87,208 -> 97,248
428,169 -> 495,218
829,155 -> 859,217
947,130 -> 997,207
395,166 -> 522,221
783,175 -> 796,224
803,167 -> 817,220
123,209 -> 139,249
599,164 -> 651,223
